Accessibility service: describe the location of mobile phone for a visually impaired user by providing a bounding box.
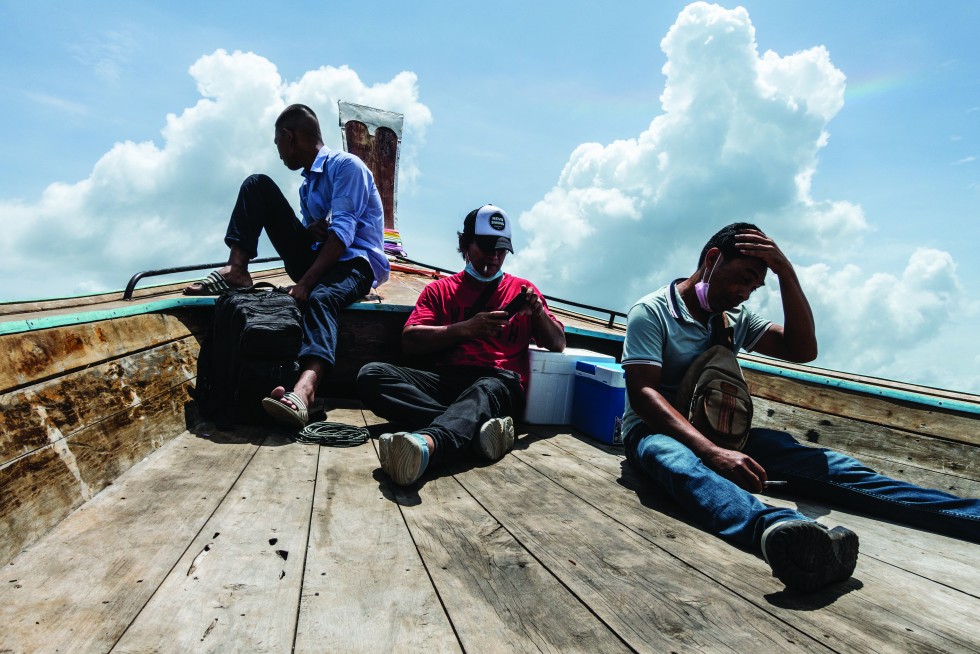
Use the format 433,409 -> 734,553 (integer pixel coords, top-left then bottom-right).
502,291 -> 528,317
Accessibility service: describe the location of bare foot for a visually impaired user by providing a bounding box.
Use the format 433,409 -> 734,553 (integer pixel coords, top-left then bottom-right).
268,385 -> 313,411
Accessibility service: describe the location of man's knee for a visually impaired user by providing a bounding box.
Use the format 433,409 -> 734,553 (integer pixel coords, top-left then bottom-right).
356,362 -> 396,388
469,377 -> 516,414
243,173 -> 277,190
635,433 -> 701,475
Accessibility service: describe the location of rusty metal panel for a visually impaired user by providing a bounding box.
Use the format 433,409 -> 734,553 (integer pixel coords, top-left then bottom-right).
338,101 -> 404,234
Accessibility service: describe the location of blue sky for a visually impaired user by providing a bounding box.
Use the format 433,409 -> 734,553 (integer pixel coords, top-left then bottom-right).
1,1 -> 978,392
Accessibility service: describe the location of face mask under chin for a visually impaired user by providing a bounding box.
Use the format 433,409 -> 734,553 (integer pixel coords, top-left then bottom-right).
464,261 -> 503,283
694,254 -> 722,312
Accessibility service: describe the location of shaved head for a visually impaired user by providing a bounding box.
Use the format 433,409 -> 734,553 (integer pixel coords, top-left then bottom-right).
275,104 -> 322,141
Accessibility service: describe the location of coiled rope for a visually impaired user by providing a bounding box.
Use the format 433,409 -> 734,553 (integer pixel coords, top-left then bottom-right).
294,421 -> 370,447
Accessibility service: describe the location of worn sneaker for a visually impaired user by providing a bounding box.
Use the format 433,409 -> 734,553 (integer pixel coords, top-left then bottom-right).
475,416 -> 515,461
380,432 -> 429,486
761,519 -> 859,592
378,433 -> 393,467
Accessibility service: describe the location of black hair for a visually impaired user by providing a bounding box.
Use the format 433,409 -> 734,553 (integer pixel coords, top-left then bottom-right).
456,207 -> 481,259
698,222 -> 764,268
275,104 -> 322,140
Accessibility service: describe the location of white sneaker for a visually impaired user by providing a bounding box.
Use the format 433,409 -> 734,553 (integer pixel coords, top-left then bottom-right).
381,432 -> 429,486
475,416 -> 515,461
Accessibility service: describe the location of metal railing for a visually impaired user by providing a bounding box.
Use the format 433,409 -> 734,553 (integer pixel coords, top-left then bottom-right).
122,256 -> 627,328
395,257 -> 627,329
122,257 -> 283,300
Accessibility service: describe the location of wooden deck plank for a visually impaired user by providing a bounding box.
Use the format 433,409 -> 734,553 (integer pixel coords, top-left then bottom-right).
293,409 -> 461,653
744,370 -> 979,447
112,432 -> 318,653
753,397 -> 980,483
397,471 -> 632,653
1,383 -> 192,566
533,431 -> 980,652
1,311 -> 207,394
0,429 -> 259,654
453,443 -> 832,653
1,337 -> 198,464
546,430 -> 980,594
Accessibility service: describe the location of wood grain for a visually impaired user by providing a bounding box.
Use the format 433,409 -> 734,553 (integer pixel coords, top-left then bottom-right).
114,433 -> 319,653
744,369 -> 980,446
1,336 -> 198,464
400,472 -> 630,653
0,429 -> 259,654
519,432 -> 980,653
1,310 -> 208,393
0,383 -> 191,565
752,397 -> 980,482
454,450 -> 828,653
294,409 -> 461,653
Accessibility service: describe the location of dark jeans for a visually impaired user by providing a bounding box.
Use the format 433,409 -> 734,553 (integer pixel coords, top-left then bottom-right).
225,174 -> 374,367
626,425 -> 980,548
356,362 -> 526,466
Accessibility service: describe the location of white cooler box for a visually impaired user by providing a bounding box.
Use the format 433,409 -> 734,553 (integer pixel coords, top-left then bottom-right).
523,346 -> 616,424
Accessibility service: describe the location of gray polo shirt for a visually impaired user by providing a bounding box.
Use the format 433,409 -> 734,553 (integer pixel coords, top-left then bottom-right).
621,280 -> 771,436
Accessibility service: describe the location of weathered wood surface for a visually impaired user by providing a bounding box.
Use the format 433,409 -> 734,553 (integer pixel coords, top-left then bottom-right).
753,397 -> 980,485
0,336 -> 199,565
397,468 -> 630,653
531,430 -> 980,653
294,408 -> 459,652
451,449 -> 830,653
3,415 -> 978,653
1,310 -> 207,394
0,429 -> 260,654
744,368 -> 980,447
114,433 -> 318,653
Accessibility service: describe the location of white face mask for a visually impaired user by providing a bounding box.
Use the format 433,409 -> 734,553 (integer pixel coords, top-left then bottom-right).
694,254 -> 722,312
464,260 -> 503,283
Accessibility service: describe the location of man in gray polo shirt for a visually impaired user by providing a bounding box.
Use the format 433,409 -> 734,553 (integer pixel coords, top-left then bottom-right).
622,222 -> 980,592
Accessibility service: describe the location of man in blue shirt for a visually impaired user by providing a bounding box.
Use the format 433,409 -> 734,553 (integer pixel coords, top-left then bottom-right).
623,223 -> 980,592
184,104 -> 390,427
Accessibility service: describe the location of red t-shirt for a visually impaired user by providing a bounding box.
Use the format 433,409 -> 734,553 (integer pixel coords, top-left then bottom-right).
405,272 -> 562,389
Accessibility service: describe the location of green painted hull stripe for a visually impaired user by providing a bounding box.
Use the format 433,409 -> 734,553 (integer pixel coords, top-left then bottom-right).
0,297 -> 417,336
3,302 -> 977,414
565,326 -> 979,414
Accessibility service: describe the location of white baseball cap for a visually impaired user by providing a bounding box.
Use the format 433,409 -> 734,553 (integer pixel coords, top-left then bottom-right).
462,204 -> 513,253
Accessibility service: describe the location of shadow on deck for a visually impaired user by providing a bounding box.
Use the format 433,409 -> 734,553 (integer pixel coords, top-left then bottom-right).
2,407 -> 977,653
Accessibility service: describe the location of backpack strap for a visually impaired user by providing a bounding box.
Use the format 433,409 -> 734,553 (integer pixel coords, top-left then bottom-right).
709,312 -> 735,352
469,276 -> 503,315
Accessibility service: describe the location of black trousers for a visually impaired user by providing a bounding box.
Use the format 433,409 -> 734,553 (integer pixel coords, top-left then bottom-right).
356,362 -> 525,466
224,174 -> 373,367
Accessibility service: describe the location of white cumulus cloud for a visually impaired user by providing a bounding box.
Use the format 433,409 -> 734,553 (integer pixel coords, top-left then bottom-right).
508,2 -> 971,391
0,49 -> 431,301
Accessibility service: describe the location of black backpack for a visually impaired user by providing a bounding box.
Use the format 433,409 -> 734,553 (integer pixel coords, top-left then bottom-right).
194,284 -> 302,427
672,313 -> 753,450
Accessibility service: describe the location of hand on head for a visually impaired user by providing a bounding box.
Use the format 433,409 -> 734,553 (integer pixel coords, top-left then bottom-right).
735,229 -> 791,276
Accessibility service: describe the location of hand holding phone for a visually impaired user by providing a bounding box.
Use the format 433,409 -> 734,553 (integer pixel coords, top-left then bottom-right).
502,288 -> 530,317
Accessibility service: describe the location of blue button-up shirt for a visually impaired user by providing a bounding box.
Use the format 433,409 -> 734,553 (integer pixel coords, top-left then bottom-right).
299,146 -> 390,287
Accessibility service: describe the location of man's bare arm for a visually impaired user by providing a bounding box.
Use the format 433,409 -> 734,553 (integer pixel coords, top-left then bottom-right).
402,311 -> 511,355
625,364 -> 767,492
737,230 -> 817,363
520,288 -> 565,352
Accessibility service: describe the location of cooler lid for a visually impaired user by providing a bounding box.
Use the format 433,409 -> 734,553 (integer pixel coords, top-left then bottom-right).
575,360 -> 627,387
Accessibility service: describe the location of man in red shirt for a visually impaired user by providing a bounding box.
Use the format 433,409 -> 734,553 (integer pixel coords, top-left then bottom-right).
357,205 -> 566,485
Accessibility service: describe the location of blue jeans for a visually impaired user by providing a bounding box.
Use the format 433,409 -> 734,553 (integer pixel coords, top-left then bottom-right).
224,174 -> 374,368
625,426 -> 980,549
